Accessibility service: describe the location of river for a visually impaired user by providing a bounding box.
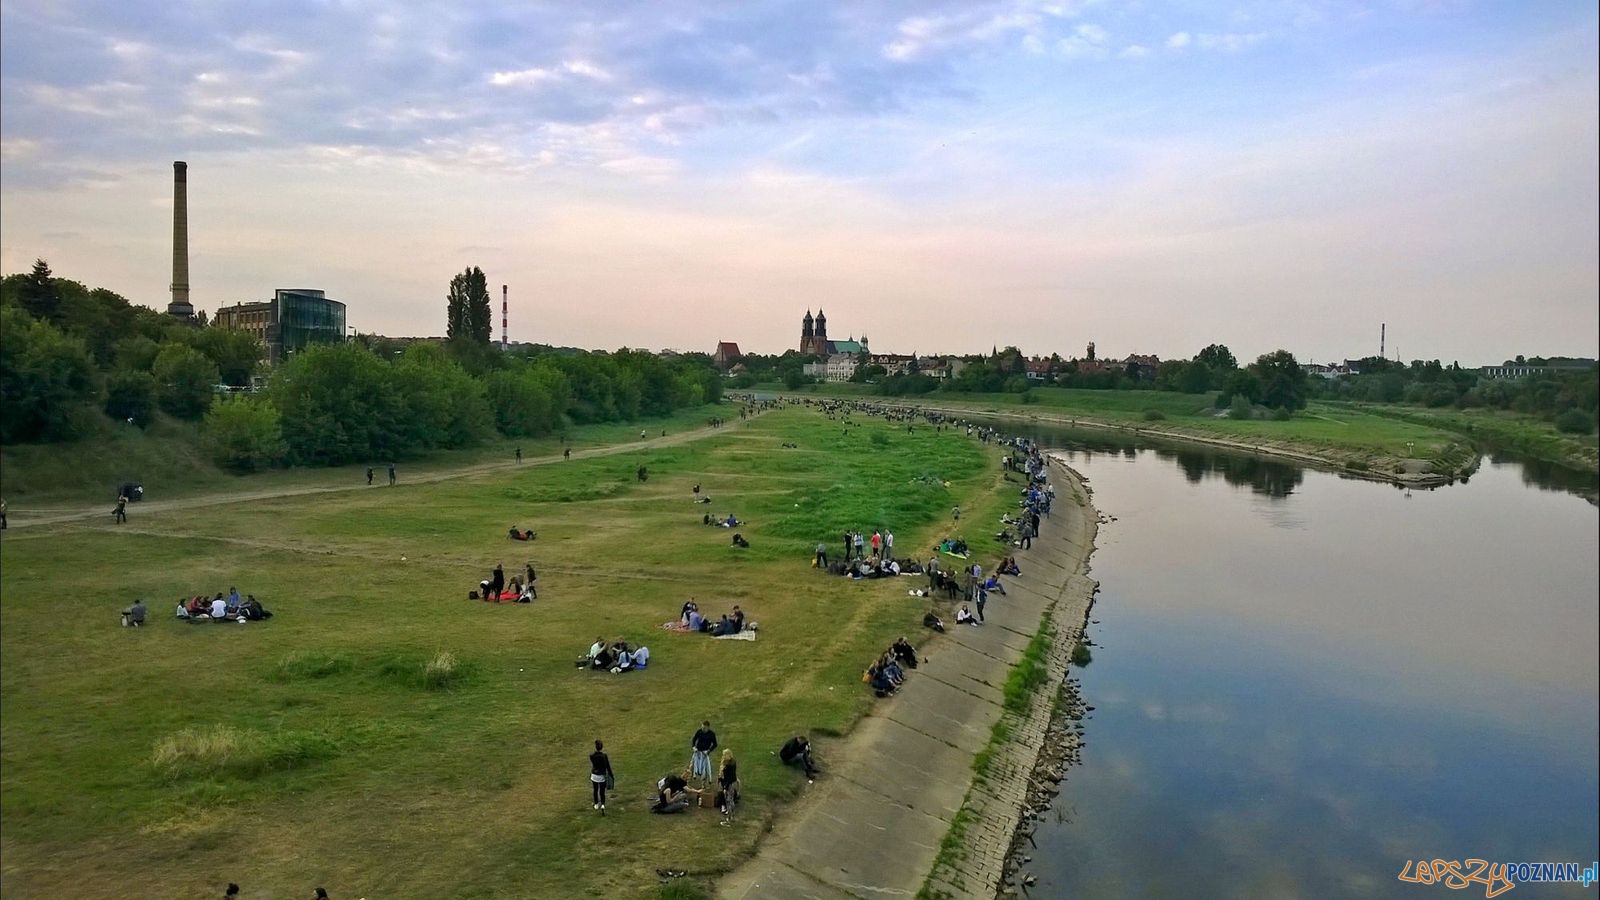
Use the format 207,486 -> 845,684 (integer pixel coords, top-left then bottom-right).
999,423 -> 1598,897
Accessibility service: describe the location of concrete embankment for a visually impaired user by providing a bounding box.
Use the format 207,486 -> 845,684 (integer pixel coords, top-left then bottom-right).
717,456 -> 1098,900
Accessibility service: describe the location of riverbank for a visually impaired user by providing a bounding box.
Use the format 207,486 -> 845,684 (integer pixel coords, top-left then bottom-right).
717,456 -> 1098,900
755,391 -> 1479,489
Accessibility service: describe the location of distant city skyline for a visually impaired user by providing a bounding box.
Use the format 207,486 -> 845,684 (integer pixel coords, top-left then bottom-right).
1,1 -> 1595,365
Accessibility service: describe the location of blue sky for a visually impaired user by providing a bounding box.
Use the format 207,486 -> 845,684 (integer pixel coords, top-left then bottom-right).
1,1 -> 1595,362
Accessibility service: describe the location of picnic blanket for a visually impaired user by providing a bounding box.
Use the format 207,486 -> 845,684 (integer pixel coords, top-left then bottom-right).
660,621 -> 695,633
713,630 -> 757,641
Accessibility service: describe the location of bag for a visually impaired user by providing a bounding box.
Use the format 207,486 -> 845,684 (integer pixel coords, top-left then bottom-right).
469,591 -> 479,600
605,773 -> 616,790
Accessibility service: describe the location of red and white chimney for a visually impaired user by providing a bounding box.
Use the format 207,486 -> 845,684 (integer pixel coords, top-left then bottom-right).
501,284 -> 508,352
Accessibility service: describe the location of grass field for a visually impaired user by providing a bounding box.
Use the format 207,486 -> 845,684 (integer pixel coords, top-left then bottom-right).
0,405 -> 728,507
0,407 -> 1021,898
769,384 -> 1468,469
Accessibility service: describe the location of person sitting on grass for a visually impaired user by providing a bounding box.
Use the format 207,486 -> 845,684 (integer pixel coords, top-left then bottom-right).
868,662 -> 896,697
186,596 -> 208,617
720,514 -> 740,528
210,594 -> 227,621
955,605 -> 981,626
680,600 -> 699,626
121,599 -> 147,627
779,735 -> 819,780
175,598 -> 191,619
629,645 -> 650,670
999,556 -> 1021,576
893,637 -> 918,668
880,652 -> 906,685
651,773 -> 694,814
731,606 -> 746,633
240,596 -> 270,620
732,533 -> 750,548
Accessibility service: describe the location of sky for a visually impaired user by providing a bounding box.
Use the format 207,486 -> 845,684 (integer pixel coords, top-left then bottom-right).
1,1 -> 1595,364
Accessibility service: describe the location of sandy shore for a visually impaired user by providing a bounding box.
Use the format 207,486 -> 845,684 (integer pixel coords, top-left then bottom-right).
717,455 -> 1099,900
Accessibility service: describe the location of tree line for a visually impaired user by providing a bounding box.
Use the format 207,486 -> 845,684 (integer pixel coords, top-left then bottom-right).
1,262 -> 723,471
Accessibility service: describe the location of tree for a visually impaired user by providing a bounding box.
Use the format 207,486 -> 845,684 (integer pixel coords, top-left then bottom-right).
1249,350 -> 1308,410
203,395 -> 287,471
486,364 -> 570,437
1216,368 -> 1262,407
105,370 -> 157,427
17,259 -> 61,324
1196,343 -> 1237,374
191,327 -> 264,386
1177,360 -> 1212,394
152,343 -> 220,419
446,266 -> 493,348
0,306 -> 97,442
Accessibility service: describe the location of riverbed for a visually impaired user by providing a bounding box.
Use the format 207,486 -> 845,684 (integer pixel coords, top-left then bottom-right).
1000,425 -> 1598,898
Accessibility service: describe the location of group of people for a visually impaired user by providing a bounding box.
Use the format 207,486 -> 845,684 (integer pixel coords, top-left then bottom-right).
588,726 -> 816,818
826,528 -> 895,565
579,637 -> 651,673
475,562 -> 538,602
676,600 -> 751,637
170,588 -> 271,624
863,637 -> 919,697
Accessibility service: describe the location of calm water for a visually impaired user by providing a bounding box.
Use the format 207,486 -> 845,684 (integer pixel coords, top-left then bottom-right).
1002,425 -> 1599,898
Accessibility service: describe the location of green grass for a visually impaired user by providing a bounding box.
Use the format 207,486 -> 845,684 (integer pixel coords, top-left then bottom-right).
0,404 -> 727,507
776,385 -> 1470,472
0,408 -> 1013,898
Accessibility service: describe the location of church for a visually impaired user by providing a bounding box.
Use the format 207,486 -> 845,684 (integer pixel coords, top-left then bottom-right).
799,309 -> 866,357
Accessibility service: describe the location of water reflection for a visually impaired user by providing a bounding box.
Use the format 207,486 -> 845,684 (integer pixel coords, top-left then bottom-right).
986,419 -> 1599,899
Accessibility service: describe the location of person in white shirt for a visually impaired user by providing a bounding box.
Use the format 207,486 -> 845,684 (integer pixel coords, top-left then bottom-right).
631,646 -> 650,669
210,596 -> 227,619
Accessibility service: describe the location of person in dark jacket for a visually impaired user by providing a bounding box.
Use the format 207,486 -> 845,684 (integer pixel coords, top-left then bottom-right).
780,735 -> 818,780
690,720 -> 718,783
589,739 -> 615,814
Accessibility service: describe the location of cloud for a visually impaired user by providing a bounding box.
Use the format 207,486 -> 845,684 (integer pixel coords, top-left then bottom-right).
1119,44 -> 1151,59
1166,31 -> 1192,49
1197,31 -> 1269,51
1057,23 -> 1110,59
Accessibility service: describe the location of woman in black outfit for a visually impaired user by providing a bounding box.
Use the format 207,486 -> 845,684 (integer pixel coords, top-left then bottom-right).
590,739 -> 615,814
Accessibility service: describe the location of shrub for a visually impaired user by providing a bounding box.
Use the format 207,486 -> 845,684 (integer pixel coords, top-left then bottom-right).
1070,642 -> 1093,668
1229,395 -> 1254,420
104,369 -> 157,427
152,343 -> 219,419
1270,406 -> 1292,421
1142,409 -> 1166,421
202,395 -> 287,471
423,650 -> 464,690
1554,408 -> 1596,435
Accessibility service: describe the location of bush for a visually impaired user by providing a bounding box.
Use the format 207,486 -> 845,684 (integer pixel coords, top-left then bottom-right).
152,344 -> 219,420
104,369 -> 157,427
1270,406 -> 1292,421
1554,408 -> 1596,435
1142,409 -> 1166,421
0,306 -> 99,442
202,395 -> 287,471
1229,395 -> 1255,420
1070,642 -> 1093,667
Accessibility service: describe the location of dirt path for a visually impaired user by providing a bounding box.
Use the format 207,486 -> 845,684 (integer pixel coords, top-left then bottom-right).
4,416 -> 760,531
716,457 -> 1099,900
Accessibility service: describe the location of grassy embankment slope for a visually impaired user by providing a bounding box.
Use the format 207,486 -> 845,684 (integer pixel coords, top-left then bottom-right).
1342,402 -> 1599,474
0,408 -> 1015,899
0,405 -> 725,508
767,384 -> 1481,482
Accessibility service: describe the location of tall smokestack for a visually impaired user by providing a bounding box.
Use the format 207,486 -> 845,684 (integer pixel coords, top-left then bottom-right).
168,161 -> 194,319
1380,323 -> 1385,360
501,284 -> 508,352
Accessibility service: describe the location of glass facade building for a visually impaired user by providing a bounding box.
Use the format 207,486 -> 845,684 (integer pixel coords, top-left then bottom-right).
214,289 -> 346,363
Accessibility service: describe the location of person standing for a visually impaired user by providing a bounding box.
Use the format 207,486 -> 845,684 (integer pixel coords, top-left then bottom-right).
853,530 -> 865,561
1020,519 -> 1033,549
1,496 -> 8,530
564,448 -> 571,460
515,446 -> 523,463
884,529 -> 894,562
366,467 -> 373,485
842,530 -> 852,563
975,585 -> 987,623
870,530 -> 882,558
690,720 -> 718,784
387,463 -> 397,486
814,542 -> 828,568
589,740 -> 615,814
489,563 -> 505,600
951,505 -> 960,522
717,748 -> 740,820
524,562 -> 538,600
113,492 -> 128,525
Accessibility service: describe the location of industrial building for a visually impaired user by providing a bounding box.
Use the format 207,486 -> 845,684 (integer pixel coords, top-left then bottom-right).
214,289 -> 346,362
